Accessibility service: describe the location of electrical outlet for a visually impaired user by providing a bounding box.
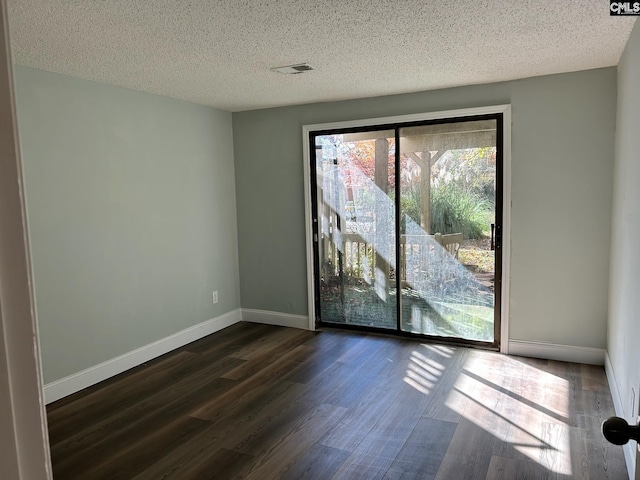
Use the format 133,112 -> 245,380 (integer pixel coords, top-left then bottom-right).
212,291 -> 218,304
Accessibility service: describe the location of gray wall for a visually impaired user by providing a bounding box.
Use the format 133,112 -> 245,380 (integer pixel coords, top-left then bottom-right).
13,61 -> 621,384
233,68 -> 616,349
14,66 -> 240,384
608,18 -> 640,459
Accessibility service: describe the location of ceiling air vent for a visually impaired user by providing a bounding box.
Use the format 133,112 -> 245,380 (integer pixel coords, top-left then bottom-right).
270,63 -> 315,74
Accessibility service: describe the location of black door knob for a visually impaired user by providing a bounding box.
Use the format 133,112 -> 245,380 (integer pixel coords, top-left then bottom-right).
602,416 -> 640,445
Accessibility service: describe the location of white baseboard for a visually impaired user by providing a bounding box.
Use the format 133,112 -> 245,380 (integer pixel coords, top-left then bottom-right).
605,351 -> 625,422
508,339 -> 605,365
242,308 -> 310,330
605,351 -> 635,480
44,308 -> 242,404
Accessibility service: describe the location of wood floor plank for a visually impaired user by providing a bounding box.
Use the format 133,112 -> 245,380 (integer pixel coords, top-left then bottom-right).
281,444 -> 351,480
489,368 -> 556,463
45,322 -> 262,416
45,323 -> 628,480
52,376 -> 236,478
421,344 -> 471,423
47,326 -> 258,445
81,416 -> 212,480
223,328 -> 315,381
580,406 -> 628,479
181,322 -> 272,355
485,455 -> 552,480
581,364 -> 610,392
240,403 -> 348,480
50,355 -> 242,460
335,333 -> 400,366
320,375 -> 402,452
433,418 -> 496,480
320,359 -> 392,409
229,325 -> 315,361
331,380 -> 433,480
382,417 -> 457,480
128,332 -> 369,478
135,448 -> 255,480
47,350 -> 200,443
230,386 -> 346,456
539,421 -> 572,477
158,349 -> 377,477
568,425 -> 592,480
546,359 -> 584,428
220,354 -> 391,454
208,378 -> 305,450
190,343 -> 314,421
281,332 -> 365,384
130,381 -> 307,479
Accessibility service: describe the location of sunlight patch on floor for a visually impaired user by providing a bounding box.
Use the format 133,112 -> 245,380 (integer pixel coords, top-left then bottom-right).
445,353 -> 572,476
422,344 -> 454,358
403,350 -> 446,395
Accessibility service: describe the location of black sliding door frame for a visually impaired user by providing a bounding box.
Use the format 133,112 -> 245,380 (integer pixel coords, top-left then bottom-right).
304,107 -> 510,351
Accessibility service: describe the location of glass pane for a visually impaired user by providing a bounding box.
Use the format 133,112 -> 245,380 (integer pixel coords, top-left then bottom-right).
399,120 -> 497,341
315,130 -> 397,329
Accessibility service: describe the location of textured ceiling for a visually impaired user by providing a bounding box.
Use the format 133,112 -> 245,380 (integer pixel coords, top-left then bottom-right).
7,1 -> 637,112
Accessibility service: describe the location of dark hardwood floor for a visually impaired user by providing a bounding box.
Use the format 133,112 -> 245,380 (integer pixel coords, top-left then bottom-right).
46,322 -> 627,479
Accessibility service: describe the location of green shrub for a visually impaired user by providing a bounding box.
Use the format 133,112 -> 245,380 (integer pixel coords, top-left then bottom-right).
401,183 -> 492,239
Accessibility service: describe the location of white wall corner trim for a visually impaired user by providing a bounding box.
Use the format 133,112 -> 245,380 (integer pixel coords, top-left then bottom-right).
508,339 -> 605,365
44,309 -> 242,404
605,351 -> 636,479
242,309 -> 310,330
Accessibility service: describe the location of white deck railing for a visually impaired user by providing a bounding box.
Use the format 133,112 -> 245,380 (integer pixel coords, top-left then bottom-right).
322,232 -> 462,282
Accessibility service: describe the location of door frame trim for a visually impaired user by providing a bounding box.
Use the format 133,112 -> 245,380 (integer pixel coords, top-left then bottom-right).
302,104 -> 512,353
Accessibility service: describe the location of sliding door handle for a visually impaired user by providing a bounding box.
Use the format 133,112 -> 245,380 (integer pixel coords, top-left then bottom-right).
490,224 -> 495,250
491,224 -> 501,250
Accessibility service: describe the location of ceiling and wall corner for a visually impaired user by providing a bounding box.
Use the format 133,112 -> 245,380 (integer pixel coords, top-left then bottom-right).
6,1 -> 637,112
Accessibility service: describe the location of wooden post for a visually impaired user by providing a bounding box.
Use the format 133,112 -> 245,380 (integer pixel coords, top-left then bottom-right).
409,150 -> 442,234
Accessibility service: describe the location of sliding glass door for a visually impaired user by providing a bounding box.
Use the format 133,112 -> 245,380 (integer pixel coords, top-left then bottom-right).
398,120 -> 500,342
310,114 -> 502,347
313,129 -> 397,330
